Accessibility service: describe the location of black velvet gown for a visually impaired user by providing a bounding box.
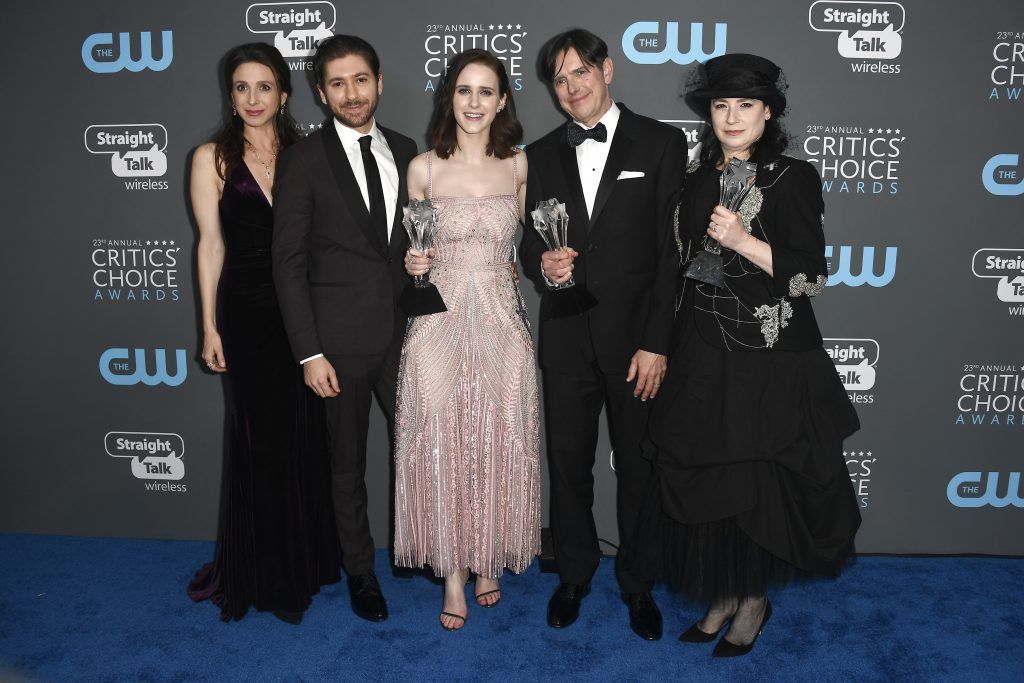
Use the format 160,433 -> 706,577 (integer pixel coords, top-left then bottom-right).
628,156 -> 861,600
188,161 -> 341,621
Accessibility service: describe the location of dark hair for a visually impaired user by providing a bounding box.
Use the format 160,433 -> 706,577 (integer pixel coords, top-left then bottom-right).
313,35 -> 380,88
697,106 -> 790,166
539,28 -> 608,83
211,43 -> 299,182
428,49 -> 523,160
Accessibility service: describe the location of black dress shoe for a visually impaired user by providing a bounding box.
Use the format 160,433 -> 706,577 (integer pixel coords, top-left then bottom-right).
622,592 -> 663,641
712,600 -> 772,657
546,583 -> 590,628
272,609 -> 304,626
679,620 -> 726,643
347,573 -> 388,622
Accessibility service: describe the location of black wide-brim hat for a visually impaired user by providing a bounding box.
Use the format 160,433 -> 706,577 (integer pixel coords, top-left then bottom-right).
686,53 -> 787,119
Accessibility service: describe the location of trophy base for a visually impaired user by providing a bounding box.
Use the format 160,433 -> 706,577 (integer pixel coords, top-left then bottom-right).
399,283 -> 447,316
683,251 -> 725,288
544,284 -> 598,319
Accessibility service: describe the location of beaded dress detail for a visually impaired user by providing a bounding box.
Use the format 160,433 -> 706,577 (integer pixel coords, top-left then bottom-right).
393,153 -> 541,578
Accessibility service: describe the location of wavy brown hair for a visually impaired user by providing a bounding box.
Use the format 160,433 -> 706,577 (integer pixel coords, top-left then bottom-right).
428,49 -> 522,160
211,43 -> 300,182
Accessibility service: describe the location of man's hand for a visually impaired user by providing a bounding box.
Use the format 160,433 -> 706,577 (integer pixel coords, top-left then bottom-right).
626,349 -> 668,401
304,356 -> 340,398
541,248 -> 577,285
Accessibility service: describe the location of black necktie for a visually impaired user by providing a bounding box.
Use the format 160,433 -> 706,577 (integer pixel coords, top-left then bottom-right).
566,121 -> 607,148
358,135 -> 388,250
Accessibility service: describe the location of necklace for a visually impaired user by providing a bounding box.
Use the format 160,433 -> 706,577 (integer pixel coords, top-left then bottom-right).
244,138 -> 277,179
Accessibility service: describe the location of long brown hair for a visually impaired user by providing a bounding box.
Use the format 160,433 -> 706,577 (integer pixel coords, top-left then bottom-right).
428,49 -> 522,160
211,43 -> 300,181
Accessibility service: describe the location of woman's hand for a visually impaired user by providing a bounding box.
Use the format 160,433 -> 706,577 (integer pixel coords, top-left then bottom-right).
405,247 -> 435,276
708,205 -> 751,252
202,331 -> 227,373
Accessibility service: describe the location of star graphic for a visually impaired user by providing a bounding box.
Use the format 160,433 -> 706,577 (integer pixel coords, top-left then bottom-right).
516,24 -> 522,29
868,128 -> 874,134
885,128 -> 892,134
146,240 -> 151,246
858,451 -> 865,457
497,24 -> 504,30
169,240 -> 175,246
489,24 -> 494,30
866,451 -> 872,457
894,129 -> 901,134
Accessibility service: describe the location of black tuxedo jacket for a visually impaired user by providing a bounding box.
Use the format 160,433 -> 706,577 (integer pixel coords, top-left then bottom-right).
272,120 -> 418,367
521,104 -> 687,374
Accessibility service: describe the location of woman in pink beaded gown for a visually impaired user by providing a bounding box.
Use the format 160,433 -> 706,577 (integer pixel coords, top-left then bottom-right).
395,49 -> 540,631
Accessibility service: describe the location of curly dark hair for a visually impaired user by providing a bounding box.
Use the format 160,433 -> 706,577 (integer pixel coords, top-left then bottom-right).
210,43 -> 300,182
428,49 -> 522,160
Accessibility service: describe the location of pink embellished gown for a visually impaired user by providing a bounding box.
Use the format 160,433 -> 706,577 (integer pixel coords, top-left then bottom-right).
393,153 -> 541,579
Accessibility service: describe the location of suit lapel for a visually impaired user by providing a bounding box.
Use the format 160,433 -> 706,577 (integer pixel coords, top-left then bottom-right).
589,106 -> 636,230
379,126 -> 410,257
320,118 -> 385,256
555,132 -> 589,233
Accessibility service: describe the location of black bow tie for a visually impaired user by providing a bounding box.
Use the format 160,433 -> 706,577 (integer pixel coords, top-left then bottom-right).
566,121 -> 607,147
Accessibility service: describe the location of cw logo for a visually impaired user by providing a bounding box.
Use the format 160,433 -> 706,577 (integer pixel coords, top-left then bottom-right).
99,348 -> 187,387
947,472 -> 1023,508
982,154 -> 1024,196
825,245 -> 898,287
82,31 -> 173,73
621,22 -> 726,65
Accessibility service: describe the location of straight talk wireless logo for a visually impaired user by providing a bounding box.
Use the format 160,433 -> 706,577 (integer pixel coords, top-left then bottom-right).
808,1 -> 904,74
246,2 -> 336,69
84,124 -> 169,190
106,431 -> 187,492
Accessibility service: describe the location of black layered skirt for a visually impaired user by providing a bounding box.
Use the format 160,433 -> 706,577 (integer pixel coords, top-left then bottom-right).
627,306 -> 861,599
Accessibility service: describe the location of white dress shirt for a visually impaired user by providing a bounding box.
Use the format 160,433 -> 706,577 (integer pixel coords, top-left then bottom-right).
300,119 -> 400,366
333,117 -> 399,238
574,102 -> 620,218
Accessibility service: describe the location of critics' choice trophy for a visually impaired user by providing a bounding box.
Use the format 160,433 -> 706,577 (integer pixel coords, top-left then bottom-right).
683,158 -> 757,288
531,198 -> 597,318
398,199 -> 447,316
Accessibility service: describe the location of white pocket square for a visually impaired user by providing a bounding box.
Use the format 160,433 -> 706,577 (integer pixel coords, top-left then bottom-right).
616,170 -> 645,180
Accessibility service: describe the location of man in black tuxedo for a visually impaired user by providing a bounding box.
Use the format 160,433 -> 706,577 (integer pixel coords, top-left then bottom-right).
521,29 -> 686,641
272,35 -> 417,623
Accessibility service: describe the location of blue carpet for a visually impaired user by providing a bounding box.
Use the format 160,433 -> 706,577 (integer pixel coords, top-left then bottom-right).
0,534 -> 1021,681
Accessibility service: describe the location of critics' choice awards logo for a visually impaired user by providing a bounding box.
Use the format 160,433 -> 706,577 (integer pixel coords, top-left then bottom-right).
803,124 -> 904,195
423,23 -> 527,92
92,239 -> 180,302
825,245 -> 897,287
826,338 -> 878,404
948,472 -> 1022,508
661,120 -> 707,163
808,1 -> 903,73
971,249 -> 1024,313
246,2 -> 334,66
955,363 -> 1024,427
84,125 -> 168,190
82,31 -> 172,73
989,31 -> 1024,101
99,348 -> 187,387
621,21 -> 726,65
982,154 -> 1024,196
105,432 -> 187,492
844,448 -> 875,509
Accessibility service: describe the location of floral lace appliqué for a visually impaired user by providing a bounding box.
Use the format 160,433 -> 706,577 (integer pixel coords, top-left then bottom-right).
788,273 -> 826,297
753,299 -> 793,348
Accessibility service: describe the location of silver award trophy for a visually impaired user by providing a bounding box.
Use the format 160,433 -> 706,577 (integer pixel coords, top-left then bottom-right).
683,157 -> 758,288
531,198 -> 597,318
398,199 -> 447,316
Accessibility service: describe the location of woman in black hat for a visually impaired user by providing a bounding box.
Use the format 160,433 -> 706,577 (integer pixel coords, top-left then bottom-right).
625,54 -> 861,656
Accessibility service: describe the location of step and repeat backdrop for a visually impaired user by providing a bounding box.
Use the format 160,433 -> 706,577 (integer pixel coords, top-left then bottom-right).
1,0 -> 1021,554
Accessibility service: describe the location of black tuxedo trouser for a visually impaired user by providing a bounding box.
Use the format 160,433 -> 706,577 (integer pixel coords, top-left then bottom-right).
323,340 -> 402,577
543,361 -> 653,594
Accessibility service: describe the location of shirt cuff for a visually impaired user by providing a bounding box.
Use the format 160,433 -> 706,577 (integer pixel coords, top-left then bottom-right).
300,353 -> 324,364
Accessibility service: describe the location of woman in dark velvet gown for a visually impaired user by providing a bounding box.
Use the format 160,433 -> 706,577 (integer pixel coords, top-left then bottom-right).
188,43 -> 340,623
626,54 -> 860,657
